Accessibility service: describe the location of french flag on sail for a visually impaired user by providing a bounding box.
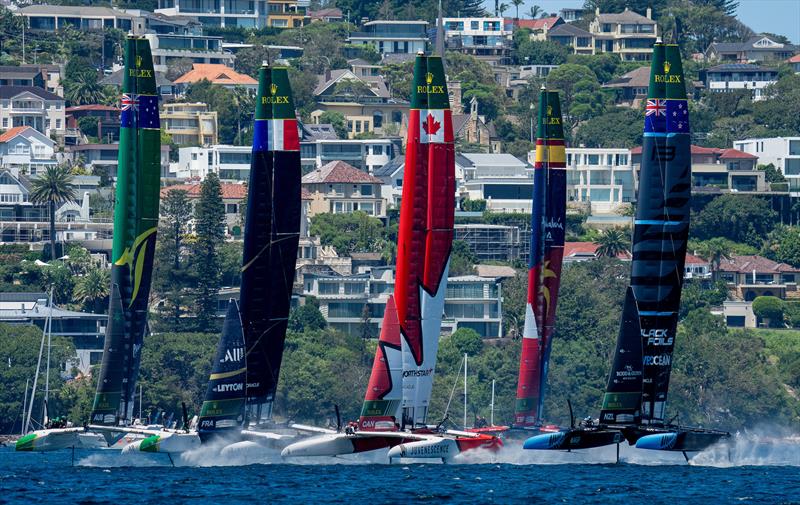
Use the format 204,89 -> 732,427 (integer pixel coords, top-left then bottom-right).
254,119 -> 300,152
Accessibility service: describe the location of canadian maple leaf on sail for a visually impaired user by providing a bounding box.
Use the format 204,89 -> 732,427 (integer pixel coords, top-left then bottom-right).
423,113 -> 441,135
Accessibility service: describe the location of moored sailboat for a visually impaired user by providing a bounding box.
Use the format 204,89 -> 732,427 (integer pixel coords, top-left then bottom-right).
523,41 -> 730,458
282,53 -> 500,462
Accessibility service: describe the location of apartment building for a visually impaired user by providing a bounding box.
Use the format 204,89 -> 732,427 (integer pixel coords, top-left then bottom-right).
157,0 -> 267,28
301,138 -> 400,173
163,102 -> 219,146
0,86 -> 66,141
301,160 -> 385,218
0,126 -> 57,176
700,64 -> 779,101
556,147 -> 633,215
589,8 -> 658,62
347,20 -> 429,60
174,144 -> 250,180
19,4 -> 143,32
302,267 -> 503,337
443,17 -> 512,65
459,153 -> 533,213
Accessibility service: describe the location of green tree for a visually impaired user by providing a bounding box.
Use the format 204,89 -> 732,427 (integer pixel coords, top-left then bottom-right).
513,34 -> 569,65
165,57 -> 194,82
233,45 -> 277,77
73,266 -> 110,313
318,111 -> 348,139
762,226 -> 800,268
752,296 -> 785,328
679,280 -> 728,319
288,301 -> 327,333
449,327 -> 484,356
64,71 -> 106,106
29,165 -> 76,261
449,240 -> 477,276
596,227 -> 630,258
0,323 -> 75,433
153,188 -> 194,329
691,194 -> 777,247
309,211 -> 387,256
192,173 -> 225,332
575,107 -> 642,148
694,236 -> 732,280
500,270 -> 526,338
545,63 -> 606,135
758,163 -> 786,184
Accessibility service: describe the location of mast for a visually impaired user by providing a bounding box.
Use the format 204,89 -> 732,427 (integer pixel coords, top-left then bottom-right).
599,42 -> 691,425
514,89 -> 566,427
490,379 -> 495,427
43,288 -> 52,426
357,53 -> 455,430
21,378 -> 29,436
26,291 -> 50,433
238,64 -> 301,425
463,353 -> 467,429
90,36 -> 160,426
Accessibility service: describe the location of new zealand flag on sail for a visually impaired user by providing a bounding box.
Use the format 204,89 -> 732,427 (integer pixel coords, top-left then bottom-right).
121,94 -> 160,129
644,98 -> 689,134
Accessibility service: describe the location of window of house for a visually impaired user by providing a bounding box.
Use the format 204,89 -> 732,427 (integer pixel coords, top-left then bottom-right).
344,282 -> 365,295
373,145 -> 383,155
361,185 -> 373,196
319,282 -> 339,294
587,154 -> 600,165
471,21 -> 478,30
226,204 -> 238,214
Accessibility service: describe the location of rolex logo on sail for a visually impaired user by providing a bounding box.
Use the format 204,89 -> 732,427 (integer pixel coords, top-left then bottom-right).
654,59 -> 681,84
262,82 -> 288,103
417,71 -> 444,94
128,54 -> 153,77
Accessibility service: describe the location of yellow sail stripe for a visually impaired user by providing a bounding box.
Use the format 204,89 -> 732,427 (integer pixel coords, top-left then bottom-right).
535,145 -> 566,164
209,367 -> 247,381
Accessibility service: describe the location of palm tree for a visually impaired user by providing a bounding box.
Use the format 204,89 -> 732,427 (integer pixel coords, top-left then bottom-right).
74,267 -> 110,313
529,5 -> 542,18
64,71 -> 105,106
697,237 -> 731,281
498,3 -> 509,17
29,165 -> 76,261
512,0 -> 524,19
596,227 -> 631,258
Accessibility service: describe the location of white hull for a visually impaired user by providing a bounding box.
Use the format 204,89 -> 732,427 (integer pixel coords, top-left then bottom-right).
121,431 -> 201,454
281,433 -> 355,457
388,437 -> 459,462
15,428 -> 82,451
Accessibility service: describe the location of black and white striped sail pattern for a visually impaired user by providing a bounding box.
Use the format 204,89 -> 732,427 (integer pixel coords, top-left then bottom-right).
600,43 -> 691,425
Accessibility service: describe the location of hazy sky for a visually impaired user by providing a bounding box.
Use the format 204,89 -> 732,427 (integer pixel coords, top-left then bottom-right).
482,0 -> 800,44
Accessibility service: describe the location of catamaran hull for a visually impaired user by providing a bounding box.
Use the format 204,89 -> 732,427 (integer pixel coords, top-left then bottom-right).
281,433 -> 402,457
122,431 -> 201,454
15,428 -> 82,452
387,434 -> 502,462
523,428 -> 624,450
636,430 -> 730,452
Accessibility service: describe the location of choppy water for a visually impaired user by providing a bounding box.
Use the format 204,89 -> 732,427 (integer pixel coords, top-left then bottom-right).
1,437 -> 799,504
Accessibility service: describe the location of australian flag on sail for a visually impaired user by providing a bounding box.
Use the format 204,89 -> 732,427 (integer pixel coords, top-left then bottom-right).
666,99 -> 689,133
121,94 -> 160,129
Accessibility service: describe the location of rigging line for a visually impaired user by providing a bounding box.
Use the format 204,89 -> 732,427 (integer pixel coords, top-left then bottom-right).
443,355 -> 464,419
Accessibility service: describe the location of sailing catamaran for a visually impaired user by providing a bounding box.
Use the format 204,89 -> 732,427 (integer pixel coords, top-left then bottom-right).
513,87 -> 566,433
281,53 -> 500,462
523,41 -> 729,458
193,63 -> 302,451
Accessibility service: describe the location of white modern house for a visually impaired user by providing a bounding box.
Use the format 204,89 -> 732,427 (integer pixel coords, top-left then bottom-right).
459,153 -> 533,213
700,64 -> 779,101
0,126 -> 57,176
174,144 -> 251,180
347,20 -> 429,59
734,137 -> 800,194
558,147 -> 635,215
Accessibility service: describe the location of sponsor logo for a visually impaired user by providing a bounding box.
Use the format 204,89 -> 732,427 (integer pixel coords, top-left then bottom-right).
616,365 -> 642,377
247,381 -> 260,389
651,144 -> 676,162
643,354 -> 672,366
214,383 -> 244,393
654,73 -> 681,84
416,85 -> 445,94
603,413 -> 614,421
544,218 -> 563,230
270,83 -> 278,95
128,68 -> 153,78
403,443 -> 449,456
426,72 -> 433,84
222,347 -> 245,363
664,61 -> 671,73
136,55 -> 142,68
261,95 -> 289,104
642,329 -> 673,346
403,368 -> 434,378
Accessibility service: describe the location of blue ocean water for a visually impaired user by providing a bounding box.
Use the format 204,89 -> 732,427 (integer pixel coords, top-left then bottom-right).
1,446 -> 799,504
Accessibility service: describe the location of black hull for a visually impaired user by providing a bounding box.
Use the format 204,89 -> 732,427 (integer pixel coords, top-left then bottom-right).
632,425 -> 731,452
524,427 -> 625,450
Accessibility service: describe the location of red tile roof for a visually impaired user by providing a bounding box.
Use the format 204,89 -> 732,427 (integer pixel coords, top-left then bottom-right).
685,253 -> 708,265
718,254 -> 799,274
563,241 -> 631,260
0,126 -> 33,143
301,188 -> 313,200
718,148 -> 757,160
174,64 -> 257,86
514,16 -> 561,30
788,54 -> 800,63
631,145 -> 755,159
302,160 -> 383,184
66,105 -> 120,112
161,182 -> 248,200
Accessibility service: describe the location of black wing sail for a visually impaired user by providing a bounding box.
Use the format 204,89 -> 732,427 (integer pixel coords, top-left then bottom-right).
198,300 -> 247,440
241,66 -> 301,423
600,287 -> 643,424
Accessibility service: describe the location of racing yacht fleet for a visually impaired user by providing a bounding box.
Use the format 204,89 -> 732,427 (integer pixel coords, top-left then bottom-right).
13,34 -> 735,463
